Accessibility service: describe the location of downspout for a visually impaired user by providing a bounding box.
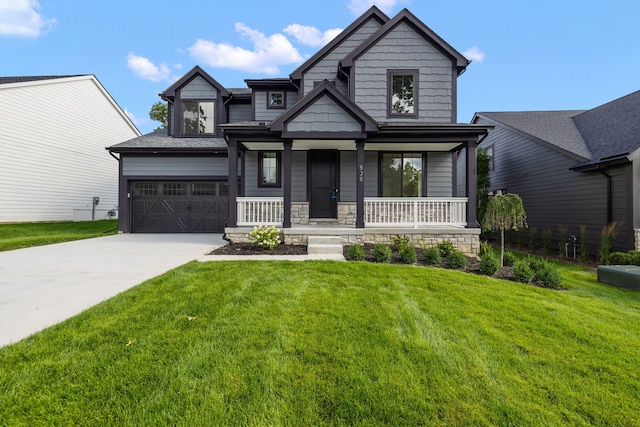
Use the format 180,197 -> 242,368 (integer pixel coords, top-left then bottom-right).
598,168 -> 612,225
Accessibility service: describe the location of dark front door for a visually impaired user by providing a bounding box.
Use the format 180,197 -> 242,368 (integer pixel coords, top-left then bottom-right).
309,150 -> 338,218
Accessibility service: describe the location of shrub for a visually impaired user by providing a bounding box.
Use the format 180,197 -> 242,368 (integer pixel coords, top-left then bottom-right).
438,240 -> 456,257
579,224 -> 588,263
448,250 -> 467,269
542,228 -> 553,256
399,246 -> 417,264
529,227 -> 538,253
527,256 -> 547,273
513,259 -> 534,283
373,243 -> 392,263
479,252 -> 500,275
503,251 -> 516,267
346,244 -> 366,261
423,246 -> 442,266
248,225 -> 281,250
392,235 -> 411,252
632,251 -> 640,266
479,241 -> 493,258
599,221 -> 620,264
607,252 -> 632,265
535,263 -> 563,289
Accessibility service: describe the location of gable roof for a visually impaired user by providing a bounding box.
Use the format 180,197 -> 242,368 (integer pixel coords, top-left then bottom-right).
341,8 -> 470,74
572,90 -> 640,167
107,129 -> 227,153
0,75 -> 86,85
475,111 -> 591,160
160,65 -> 229,101
270,80 -> 377,138
289,6 -> 389,81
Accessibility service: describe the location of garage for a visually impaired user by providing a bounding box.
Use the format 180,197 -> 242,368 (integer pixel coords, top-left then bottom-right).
131,181 -> 228,233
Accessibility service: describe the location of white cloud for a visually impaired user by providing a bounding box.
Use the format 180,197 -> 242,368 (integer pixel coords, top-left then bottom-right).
347,0 -> 408,15
124,108 -> 146,127
463,46 -> 485,63
283,24 -> 343,47
0,0 -> 56,37
187,22 -> 304,74
127,53 -> 177,83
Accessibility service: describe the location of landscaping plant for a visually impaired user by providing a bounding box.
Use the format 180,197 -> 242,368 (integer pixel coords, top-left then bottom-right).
373,243 -> 392,263
599,221 -> 620,264
503,251 -> 516,267
542,228 -> 552,256
399,245 -> 417,264
346,244 -> 366,261
481,192 -> 527,267
437,240 -> 455,257
557,224 -> 568,257
479,252 -> 500,275
579,224 -> 588,262
448,250 -> 467,270
513,258 -> 535,283
423,246 -> 442,266
529,227 -> 537,253
248,225 -> 281,250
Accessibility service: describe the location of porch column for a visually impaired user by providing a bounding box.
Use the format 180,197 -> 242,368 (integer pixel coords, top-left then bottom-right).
465,138 -> 478,228
227,138 -> 238,227
356,140 -> 365,228
283,140 -> 292,228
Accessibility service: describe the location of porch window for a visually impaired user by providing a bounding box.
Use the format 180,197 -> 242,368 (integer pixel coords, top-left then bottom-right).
258,151 -> 281,188
381,153 -> 423,197
182,101 -> 215,135
388,70 -> 419,118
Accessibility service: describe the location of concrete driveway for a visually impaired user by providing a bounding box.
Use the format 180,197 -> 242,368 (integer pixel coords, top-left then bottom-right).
0,233 -> 224,347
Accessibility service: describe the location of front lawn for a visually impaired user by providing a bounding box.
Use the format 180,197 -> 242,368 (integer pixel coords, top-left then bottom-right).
1,261 -> 638,425
0,220 -> 118,252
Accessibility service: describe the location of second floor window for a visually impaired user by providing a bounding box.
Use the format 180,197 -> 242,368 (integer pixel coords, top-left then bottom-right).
268,91 -> 285,109
183,101 -> 215,135
388,70 -> 418,118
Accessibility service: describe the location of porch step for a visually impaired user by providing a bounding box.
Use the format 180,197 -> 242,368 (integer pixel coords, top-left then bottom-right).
307,236 -> 343,255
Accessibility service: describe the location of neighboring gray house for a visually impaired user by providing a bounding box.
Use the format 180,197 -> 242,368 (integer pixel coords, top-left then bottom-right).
0,75 -> 140,223
473,89 -> 640,254
107,7 -> 491,255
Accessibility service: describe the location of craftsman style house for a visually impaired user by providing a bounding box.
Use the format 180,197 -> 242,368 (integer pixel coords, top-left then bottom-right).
108,7 -> 490,255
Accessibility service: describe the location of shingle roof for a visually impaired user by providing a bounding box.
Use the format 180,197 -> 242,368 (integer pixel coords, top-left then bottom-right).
572,90 -> 640,167
0,75 -> 86,85
478,110 -> 591,159
106,129 -> 227,152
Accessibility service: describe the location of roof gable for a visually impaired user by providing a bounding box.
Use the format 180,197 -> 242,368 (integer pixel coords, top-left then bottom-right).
289,6 -> 389,81
161,65 -> 229,100
572,90 -> 640,165
270,80 -> 377,138
341,8 -> 470,74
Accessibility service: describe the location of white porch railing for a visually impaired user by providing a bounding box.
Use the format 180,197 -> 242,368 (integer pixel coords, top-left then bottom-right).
237,197 -> 284,226
364,197 -> 467,228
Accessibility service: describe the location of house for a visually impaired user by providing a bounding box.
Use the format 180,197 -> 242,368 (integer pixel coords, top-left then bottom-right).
473,89 -> 640,254
107,7 -> 491,255
0,75 -> 140,223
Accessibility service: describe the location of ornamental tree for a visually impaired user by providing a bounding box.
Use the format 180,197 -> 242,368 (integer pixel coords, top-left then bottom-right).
482,192 -> 527,266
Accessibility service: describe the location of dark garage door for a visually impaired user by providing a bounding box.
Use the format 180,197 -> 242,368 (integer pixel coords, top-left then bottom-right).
131,181 -> 228,233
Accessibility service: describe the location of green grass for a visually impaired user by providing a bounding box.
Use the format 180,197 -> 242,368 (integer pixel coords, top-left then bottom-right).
0,220 -> 118,251
1,261 -> 639,426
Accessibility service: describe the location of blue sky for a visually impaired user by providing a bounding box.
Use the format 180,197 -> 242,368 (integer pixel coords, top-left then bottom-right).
2,0 -> 639,134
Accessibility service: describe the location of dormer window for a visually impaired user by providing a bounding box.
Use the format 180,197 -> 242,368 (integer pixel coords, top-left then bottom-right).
183,100 -> 215,135
268,91 -> 285,109
388,70 -> 419,118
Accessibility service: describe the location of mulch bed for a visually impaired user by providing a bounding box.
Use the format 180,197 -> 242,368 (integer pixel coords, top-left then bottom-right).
209,243 -> 307,256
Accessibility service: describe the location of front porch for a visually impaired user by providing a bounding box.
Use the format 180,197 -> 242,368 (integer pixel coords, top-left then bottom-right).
227,196 -> 480,256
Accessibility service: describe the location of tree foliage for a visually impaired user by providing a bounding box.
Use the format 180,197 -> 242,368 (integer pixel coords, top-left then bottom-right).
476,148 -> 491,224
149,101 -> 168,130
482,193 -> 527,266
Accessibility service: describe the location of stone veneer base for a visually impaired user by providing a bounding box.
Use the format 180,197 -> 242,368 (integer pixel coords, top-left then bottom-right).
224,226 -> 481,257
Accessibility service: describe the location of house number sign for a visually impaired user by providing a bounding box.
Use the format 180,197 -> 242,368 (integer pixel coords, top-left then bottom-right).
358,164 -> 364,182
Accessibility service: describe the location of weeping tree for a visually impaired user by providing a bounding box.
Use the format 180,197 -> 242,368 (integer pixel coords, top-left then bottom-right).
482,192 -> 527,266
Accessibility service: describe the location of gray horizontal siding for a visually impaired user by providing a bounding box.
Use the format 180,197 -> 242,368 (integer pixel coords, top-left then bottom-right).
339,151 -> 379,201
354,21 -> 453,123
426,152 -> 452,197
254,91 -> 298,121
180,75 -> 217,99
456,148 -> 467,197
122,156 -> 227,176
229,104 -> 252,123
477,116 -> 631,253
303,18 -> 382,96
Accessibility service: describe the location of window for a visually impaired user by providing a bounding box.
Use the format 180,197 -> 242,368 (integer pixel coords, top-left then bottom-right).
163,183 -> 186,196
182,101 -> 215,134
134,182 -> 158,196
381,153 -> 423,197
388,70 -> 418,118
268,91 -> 285,109
258,151 -> 281,187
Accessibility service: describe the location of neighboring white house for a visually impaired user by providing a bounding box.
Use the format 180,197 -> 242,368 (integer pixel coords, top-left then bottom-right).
0,75 -> 140,222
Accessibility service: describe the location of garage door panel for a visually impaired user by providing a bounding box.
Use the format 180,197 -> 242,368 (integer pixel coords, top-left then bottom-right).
131,181 -> 227,233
